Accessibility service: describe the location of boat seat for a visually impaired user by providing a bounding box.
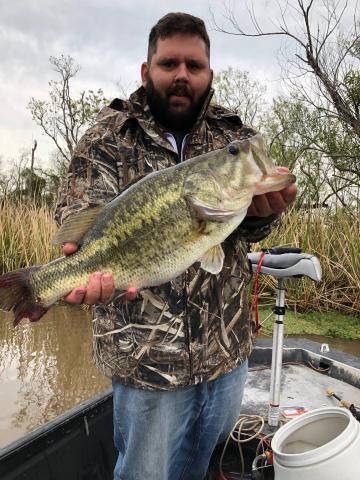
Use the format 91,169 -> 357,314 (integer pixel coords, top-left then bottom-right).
247,250 -> 322,281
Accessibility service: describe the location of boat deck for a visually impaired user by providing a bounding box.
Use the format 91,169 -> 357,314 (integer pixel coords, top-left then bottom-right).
244,362 -> 360,416
244,339 -> 360,418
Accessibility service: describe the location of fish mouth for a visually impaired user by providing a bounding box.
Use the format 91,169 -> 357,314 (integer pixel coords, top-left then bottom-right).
254,171 -> 296,196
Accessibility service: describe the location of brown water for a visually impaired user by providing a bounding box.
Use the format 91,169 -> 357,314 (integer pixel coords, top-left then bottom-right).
287,334 -> 360,358
0,307 -> 359,451
258,333 -> 360,357
0,306 -> 110,449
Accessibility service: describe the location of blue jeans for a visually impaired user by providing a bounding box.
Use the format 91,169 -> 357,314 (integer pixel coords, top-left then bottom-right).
112,360 -> 248,480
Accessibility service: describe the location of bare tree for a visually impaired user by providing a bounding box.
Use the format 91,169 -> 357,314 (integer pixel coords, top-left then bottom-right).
212,0 -> 359,136
213,0 -> 360,205
28,55 -> 109,164
212,67 -> 267,126
30,139 -> 37,177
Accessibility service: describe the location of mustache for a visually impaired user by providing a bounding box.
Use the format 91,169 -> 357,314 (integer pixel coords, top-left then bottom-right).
167,84 -> 193,98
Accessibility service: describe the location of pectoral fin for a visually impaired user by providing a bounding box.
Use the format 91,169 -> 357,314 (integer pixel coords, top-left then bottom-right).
199,245 -> 225,274
53,205 -> 103,245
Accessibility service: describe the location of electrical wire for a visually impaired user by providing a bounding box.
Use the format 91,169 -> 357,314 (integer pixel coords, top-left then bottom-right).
218,381 -> 360,479
217,413 -> 285,480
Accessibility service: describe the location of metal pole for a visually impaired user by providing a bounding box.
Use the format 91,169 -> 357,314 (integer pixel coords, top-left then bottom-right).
268,278 -> 285,427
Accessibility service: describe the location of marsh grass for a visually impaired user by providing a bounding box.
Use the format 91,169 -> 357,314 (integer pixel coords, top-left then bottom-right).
0,199 -> 60,273
0,199 -> 359,315
255,205 -> 360,315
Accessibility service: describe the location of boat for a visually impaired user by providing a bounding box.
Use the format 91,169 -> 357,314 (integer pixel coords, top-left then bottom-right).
0,249 -> 359,479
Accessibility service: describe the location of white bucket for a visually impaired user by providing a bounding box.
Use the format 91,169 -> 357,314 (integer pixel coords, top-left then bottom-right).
271,407 -> 360,480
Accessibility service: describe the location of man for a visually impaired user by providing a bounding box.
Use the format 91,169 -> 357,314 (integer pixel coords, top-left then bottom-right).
56,12 -> 296,480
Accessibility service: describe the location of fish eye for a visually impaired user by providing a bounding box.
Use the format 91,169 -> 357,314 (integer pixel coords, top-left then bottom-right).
228,144 -> 239,155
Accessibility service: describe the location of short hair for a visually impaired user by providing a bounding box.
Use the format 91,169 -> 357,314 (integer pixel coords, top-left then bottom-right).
147,12 -> 210,63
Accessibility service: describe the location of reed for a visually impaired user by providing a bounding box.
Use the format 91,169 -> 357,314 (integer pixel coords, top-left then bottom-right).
256,205 -> 360,314
0,199 -> 359,314
0,198 -> 59,273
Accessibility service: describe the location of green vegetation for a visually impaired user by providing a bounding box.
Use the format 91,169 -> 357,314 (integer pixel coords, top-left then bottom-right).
257,307 -> 360,340
0,198 -> 59,273
254,206 -> 360,315
1,199 -> 359,322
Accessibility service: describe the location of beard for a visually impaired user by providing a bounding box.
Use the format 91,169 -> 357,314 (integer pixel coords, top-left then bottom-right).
145,77 -> 212,133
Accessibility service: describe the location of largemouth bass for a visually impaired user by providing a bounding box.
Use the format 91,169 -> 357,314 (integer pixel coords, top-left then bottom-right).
0,134 -> 295,325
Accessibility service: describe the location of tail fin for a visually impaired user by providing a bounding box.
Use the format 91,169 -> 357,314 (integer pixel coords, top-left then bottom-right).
0,267 -> 48,326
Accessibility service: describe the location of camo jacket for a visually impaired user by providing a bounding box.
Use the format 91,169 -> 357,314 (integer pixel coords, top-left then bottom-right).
55,86 -> 276,390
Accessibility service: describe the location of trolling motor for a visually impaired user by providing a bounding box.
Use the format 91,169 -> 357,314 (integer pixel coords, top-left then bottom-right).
247,247 -> 322,427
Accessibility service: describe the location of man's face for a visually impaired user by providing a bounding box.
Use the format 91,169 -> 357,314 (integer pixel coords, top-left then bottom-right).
141,33 -> 213,131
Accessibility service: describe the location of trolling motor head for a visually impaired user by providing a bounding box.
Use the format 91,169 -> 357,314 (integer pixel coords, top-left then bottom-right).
248,247 -> 322,282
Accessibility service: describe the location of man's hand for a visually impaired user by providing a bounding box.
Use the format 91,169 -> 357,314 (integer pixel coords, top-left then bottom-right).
61,243 -> 137,305
246,167 -> 297,218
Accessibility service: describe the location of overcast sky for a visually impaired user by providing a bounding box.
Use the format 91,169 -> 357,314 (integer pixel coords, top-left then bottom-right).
0,0 -> 356,167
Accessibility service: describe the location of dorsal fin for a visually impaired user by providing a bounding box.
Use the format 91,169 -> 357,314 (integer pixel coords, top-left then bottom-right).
53,205 -> 103,245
